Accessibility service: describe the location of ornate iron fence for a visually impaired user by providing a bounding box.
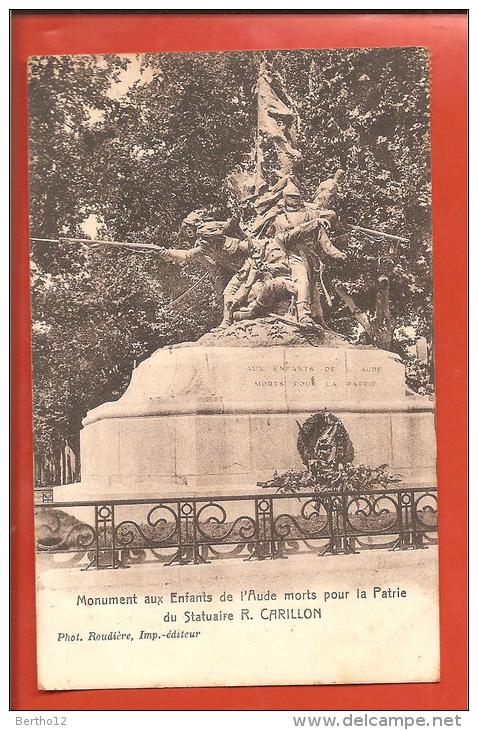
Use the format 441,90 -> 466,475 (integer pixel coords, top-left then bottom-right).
35,487 -> 438,570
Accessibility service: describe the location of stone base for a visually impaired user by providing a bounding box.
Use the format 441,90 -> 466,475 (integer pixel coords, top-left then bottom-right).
79,405 -> 436,498
79,345 -> 437,498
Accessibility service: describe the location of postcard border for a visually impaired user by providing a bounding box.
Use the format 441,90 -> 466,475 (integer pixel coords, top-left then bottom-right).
10,10 -> 468,711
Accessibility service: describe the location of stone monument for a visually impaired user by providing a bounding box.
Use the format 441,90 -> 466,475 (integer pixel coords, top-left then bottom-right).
62,58 -> 436,501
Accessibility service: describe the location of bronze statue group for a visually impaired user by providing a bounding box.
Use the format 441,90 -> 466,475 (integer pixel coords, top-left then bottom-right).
157,169 -> 347,331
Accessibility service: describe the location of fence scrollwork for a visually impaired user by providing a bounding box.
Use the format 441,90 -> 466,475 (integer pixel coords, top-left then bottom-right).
35,486 -> 438,570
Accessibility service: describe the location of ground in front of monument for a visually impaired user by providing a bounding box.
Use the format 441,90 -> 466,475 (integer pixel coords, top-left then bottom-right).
38,543 -> 438,597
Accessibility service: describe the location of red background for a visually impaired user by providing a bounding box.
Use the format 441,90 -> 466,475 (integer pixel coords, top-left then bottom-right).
10,12 -> 468,711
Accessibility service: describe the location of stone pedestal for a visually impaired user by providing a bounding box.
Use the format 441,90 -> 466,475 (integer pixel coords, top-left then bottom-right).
76,345 -> 436,499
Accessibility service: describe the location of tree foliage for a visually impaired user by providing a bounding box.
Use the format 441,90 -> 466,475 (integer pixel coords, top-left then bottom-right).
28,49 -> 432,459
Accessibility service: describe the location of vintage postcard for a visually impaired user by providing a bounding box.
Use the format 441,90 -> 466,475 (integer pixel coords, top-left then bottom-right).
29,48 -> 439,690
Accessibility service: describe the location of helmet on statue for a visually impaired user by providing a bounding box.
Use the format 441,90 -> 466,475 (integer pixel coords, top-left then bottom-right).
282,179 -> 302,211
182,210 -> 207,227
282,179 -> 301,198
179,209 -> 210,242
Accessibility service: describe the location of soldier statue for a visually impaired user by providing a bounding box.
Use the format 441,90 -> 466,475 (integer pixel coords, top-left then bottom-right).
271,179 -> 347,327
219,176 -> 347,329
156,209 -> 249,308
312,168 -> 345,210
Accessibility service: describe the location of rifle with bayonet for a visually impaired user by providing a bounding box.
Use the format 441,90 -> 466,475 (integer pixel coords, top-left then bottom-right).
31,236 -> 167,254
344,225 -> 409,244
30,236 -> 210,308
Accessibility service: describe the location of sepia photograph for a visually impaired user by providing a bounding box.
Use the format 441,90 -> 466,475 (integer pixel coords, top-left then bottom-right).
28,46 -> 439,690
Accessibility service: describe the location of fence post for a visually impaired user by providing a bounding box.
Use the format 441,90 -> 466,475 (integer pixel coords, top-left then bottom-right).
94,504 -> 117,569
397,491 -> 414,550
42,488 -> 54,504
169,499 -> 204,566
324,495 -> 347,555
410,491 -> 426,549
254,497 -> 274,560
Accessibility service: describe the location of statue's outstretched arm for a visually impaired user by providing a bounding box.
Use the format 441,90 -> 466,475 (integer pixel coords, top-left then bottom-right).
319,229 -> 347,260
279,215 -> 346,260
157,246 -> 203,264
279,217 -> 323,248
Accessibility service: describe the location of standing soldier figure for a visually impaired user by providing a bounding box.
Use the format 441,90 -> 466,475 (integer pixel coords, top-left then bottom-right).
313,168 -> 345,211
271,180 -> 347,327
